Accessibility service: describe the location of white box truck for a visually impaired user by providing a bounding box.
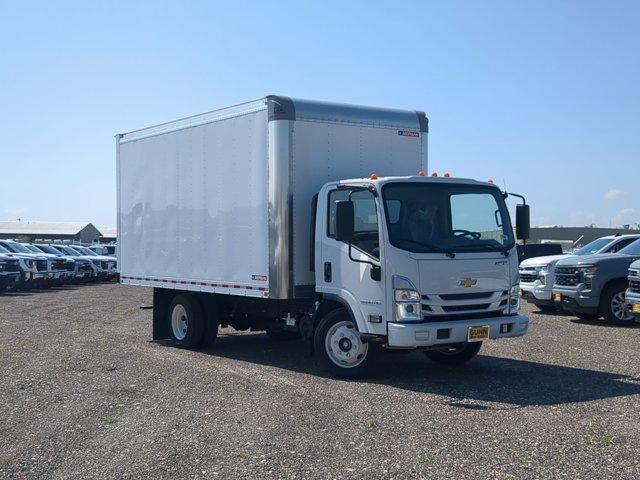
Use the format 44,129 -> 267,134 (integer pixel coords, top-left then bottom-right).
117,96 -> 530,377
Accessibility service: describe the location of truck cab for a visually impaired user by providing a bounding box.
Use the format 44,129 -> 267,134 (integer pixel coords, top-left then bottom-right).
307,174 -> 528,373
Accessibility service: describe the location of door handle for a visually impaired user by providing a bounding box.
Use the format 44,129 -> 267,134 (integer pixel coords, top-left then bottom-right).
324,262 -> 332,282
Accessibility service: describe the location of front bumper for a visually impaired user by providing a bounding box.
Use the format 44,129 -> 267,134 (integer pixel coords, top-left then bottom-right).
552,285 -> 600,313
626,290 -> 640,319
386,314 -> 529,348
520,281 -> 553,304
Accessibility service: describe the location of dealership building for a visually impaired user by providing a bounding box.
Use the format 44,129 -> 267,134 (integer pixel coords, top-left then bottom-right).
0,221 -> 105,244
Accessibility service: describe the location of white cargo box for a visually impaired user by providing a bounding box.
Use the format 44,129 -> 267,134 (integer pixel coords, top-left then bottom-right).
117,96 -> 428,299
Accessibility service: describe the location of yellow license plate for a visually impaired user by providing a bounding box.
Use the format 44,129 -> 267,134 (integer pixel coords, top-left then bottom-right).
468,325 -> 490,342
554,293 -> 562,302
633,304 -> 640,314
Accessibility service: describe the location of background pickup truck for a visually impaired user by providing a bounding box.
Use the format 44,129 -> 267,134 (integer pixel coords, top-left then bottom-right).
553,238 -> 640,324
519,234 -> 640,312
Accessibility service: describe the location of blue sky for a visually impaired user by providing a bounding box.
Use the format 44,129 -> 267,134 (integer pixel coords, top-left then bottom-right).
1,0 -> 638,229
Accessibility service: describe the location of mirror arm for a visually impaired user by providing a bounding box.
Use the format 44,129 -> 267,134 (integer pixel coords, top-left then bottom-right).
505,192 -> 527,205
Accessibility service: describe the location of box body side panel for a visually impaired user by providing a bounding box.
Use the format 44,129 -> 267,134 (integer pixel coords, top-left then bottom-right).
118,109 -> 270,296
291,120 -> 426,287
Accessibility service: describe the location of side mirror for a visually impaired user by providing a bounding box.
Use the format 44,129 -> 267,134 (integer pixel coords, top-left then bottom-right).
516,204 -> 530,240
335,200 -> 355,243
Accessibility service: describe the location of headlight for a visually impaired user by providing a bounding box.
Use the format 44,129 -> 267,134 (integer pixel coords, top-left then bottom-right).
509,285 -> 520,313
394,289 -> 421,322
578,265 -> 597,288
395,289 -> 420,302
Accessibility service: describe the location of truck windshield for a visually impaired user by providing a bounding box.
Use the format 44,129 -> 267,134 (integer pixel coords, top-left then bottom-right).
573,237 -> 613,255
381,182 -> 514,254
1,241 -> 32,253
619,239 -> 640,255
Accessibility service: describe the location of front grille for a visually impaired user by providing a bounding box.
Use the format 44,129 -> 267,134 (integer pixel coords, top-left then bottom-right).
519,273 -> 538,283
422,311 -> 504,323
555,266 -> 580,287
0,260 -> 21,272
439,291 -> 494,301
53,260 -> 67,271
66,261 -> 75,271
629,277 -> 640,294
442,303 -> 491,312
35,260 -> 47,271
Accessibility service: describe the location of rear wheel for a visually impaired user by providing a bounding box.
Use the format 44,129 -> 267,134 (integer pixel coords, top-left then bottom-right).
168,294 -> 205,348
314,309 -> 374,378
423,342 -> 482,366
601,282 -> 634,325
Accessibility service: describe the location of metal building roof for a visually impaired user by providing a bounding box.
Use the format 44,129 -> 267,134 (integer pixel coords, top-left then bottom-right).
0,221 -> 97,236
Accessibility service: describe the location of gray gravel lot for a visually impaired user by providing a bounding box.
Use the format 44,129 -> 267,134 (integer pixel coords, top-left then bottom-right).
1,283 -> 640,479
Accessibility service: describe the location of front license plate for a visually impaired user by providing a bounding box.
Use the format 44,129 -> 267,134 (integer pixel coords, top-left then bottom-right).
468,325 -> 490,342
632,304 -> 640,314
554,293 -> 562,302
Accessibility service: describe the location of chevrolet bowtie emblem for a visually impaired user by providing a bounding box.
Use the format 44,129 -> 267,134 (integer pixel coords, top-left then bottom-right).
458,278 -> 478,288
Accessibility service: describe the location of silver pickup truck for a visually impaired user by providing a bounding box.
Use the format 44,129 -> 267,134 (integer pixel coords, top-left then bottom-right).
553,238 -> 640,324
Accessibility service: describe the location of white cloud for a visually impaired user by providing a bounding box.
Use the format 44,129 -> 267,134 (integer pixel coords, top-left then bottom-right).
613,208 -> 636,227
604,188 -> 624,200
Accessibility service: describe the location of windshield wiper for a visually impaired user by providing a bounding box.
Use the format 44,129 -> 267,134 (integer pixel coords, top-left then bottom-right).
395,239 -> 456,257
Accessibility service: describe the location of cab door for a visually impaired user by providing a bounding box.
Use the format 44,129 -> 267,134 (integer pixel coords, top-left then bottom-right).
315,185 -> 386,335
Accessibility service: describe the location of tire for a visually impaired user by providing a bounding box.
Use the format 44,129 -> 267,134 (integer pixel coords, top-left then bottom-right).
601,282 -> 634,325
168,294 -> 205,348
575,312 -> 600,321
313,308 -> 375,378
423,342 -> 482,366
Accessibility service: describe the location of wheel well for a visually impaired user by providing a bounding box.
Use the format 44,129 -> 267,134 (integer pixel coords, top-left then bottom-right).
313,297 -> 356,329
601,278 -> 628,296
598,278 -> 628,310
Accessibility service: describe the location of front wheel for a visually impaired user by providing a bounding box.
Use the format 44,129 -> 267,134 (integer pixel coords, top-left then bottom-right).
314,309 -> 374,378
423,342 -> 482,366
601,282 -> 634,325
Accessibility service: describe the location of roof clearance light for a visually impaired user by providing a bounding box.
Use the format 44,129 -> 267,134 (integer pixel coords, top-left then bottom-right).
444,172 -> 451,178
369,172 -> 379,180
417,169 -> 426,177
431,172 -> 438,177
487,179 -> 494,184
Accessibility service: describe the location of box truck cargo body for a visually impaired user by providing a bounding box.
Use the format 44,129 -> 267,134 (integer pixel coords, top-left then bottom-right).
117,96 -> 529,377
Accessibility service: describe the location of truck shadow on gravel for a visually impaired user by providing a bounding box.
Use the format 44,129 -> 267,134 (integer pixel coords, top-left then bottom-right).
201,332 -> 640,407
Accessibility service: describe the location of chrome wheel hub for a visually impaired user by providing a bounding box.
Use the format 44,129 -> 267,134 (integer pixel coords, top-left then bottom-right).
611,292 -> 633,322
325,321 -> 368,368
171,304 -> 188,340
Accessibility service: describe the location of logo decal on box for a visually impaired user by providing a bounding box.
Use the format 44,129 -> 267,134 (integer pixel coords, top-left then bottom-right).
398,130 -> 420,138
252,274 -> 268,281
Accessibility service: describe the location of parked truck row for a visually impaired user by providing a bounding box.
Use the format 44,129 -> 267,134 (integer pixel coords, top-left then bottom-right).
117,96 -> 531,377
0,240 -> 118,293
519,234 -> 640,324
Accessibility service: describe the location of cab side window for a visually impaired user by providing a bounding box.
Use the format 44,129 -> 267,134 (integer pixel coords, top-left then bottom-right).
608,238 -> 635,253
327,188 -> 380,259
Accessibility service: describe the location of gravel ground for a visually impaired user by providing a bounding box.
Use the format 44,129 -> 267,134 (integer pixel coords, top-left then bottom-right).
1,283 -> 640,479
